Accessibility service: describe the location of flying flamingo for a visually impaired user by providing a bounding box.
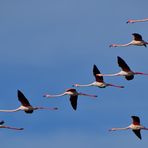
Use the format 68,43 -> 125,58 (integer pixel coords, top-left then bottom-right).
109,33 -> 148,47
73,64 -> 124,88
127,18 -> 148,24
97,56 -> 148,80
109,116 -> 148,140
43,88 -> 97,110
0,90 -> 58,114
0,120 -> 23,131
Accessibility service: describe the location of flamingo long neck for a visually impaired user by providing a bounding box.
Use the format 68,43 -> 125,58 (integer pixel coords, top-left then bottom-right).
74,83 -> 94,87
111,127 -> 130,131
116,43 -> 132,47
135,18 -> 148,23
99,73 -> 119,77
111,42 -> 132,47
44,93 -> 66,98
0,108 -> 20,112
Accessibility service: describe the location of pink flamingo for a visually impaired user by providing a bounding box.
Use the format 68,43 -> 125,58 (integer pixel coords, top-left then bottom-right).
73,64 -> 124,88
109,116 -> 148,140
97,56 -> 148,80
43,88 -> 97,110
127,18 -> 148,23
110,33 -> 148,47
0,90 -> 58,114
0,120 -> 23,131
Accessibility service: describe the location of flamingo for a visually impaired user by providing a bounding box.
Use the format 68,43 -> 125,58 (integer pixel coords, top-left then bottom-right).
0,90 -> 58,114
73,64 -> 124,88
43,88 -> 97,110
127,18 -> 148,23
109,116 -> 148,140
109,33 -> 148,47
0,120 -> 23,131
97,56 -> 148,80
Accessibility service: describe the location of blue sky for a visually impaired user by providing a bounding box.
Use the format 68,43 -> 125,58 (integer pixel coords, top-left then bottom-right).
0,0 -> 148,147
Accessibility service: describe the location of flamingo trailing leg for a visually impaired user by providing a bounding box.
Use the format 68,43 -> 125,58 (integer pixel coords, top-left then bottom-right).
0,120 -> 23,131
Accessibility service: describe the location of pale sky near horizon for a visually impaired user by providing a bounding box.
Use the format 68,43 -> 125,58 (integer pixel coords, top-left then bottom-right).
0,0 -> 148,147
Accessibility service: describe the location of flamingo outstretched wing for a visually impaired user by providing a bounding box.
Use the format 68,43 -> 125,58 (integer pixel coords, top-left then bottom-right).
93,64 -> 104,82
132,33 -> 146,47
131,116 -> 141,139
132,33 -> 143,41
69,95 -> 78,110
131,116 -> 140,125
118,57 -> 134,80
132,129 -> 142,139
17,90 -> 31,107
117,56 -> 131,72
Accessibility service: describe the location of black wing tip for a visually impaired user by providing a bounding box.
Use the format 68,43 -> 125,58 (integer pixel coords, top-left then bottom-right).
71,103 -> 77,111
72,107 -> 77,111
132,129 -> 142,140
132,33 -> 140,35
132,33 -> 142,39
0,120 -> 5,125
17,89 -> 20,92
93,64 -> 100,73
117,56 -> 122,60
117,56 -> 124,63
131,115 -> 139,119
17,89 -> 22,94
131,115 -> 140,123
93,64 -> 97,69
139,137 -> 142,140
17,90 -> 24,98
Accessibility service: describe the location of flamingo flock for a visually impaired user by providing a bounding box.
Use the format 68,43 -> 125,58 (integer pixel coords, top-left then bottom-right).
0,17 -> 148,141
